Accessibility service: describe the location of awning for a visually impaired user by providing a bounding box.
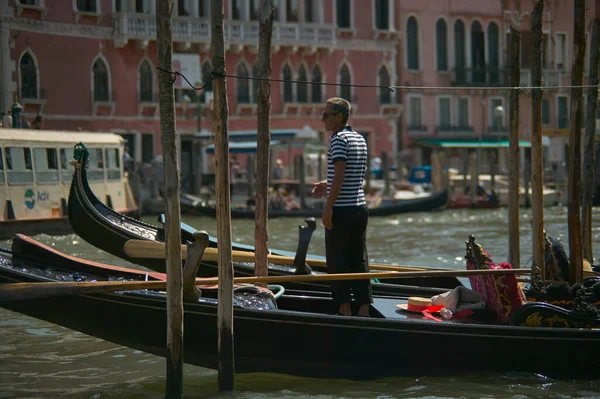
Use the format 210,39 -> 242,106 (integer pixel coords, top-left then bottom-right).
205,140 -> 280,154
415,138 -> 532,148
196,129 -> 296,141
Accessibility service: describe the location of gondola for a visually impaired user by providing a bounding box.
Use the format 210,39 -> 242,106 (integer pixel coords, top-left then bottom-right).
180,188 -> 449,218
67,145 -> 461,296
1,233 -> 600,380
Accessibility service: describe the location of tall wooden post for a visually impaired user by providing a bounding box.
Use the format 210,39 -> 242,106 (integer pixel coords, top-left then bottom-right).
156,1 -> 184,397
531,1 -> 545,279
382,152 -> 390,195
211,0 -> 235,390
582,18 -> 600,263
254,0 -> 274,278
508,24 -> 521,270
568,0 -> 586,284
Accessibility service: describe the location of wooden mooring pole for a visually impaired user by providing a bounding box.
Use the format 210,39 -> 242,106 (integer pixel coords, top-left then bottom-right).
531,1 -> 545,279
211,0 -> 235,390
255,0 -> 274,278
582,18 -> 600,264
508,23 -> 520,270
568,0 -> 586,284
156,1 -> 184,397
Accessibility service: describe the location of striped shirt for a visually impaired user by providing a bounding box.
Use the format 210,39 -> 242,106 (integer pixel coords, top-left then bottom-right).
327,125 -> 367,207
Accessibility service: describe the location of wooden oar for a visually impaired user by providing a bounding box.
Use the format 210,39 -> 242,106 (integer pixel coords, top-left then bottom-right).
1,268 -> 531,302
123,240 -> 441,273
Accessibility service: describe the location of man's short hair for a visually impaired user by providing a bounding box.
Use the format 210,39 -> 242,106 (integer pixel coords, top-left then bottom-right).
326,97 -> 351,124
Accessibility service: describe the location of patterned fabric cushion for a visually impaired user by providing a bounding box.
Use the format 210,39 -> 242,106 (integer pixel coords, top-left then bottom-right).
466,257 -> 525,323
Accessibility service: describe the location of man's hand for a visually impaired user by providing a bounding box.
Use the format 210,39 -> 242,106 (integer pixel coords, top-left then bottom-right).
322,206 -> 333,230
311,181 -> 327,198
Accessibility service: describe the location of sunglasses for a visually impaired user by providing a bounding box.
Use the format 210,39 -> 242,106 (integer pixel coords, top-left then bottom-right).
322,111 -> 339,119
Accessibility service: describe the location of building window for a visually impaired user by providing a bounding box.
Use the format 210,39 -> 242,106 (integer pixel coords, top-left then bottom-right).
286,0 -> 298,22
297,65 -> 308,103
139,60 -> 154,102
558,96 -> 569,129
471,21 -> 485,84
406,16 -> 419,70
435,19 -> 448,71
282,64 -> 293,103
490,98 -> 504,131
311,65 -> 322,103
178,0 -> 190,16
339,64 -> 351,101
142,133 -> 154,163
336,0 -> 351,29
22,0 -> 36,5
199,61 -> 212,103
454,20 -> 466,82
408,96 -> 422,129
556,33 -> 567,71
438,97 -> 451,129
542,98 -> 550,125
199,0 -> 210,17
305,0 -> 317,22
252,64 -> 260,103
20,53 -> 38,99
77,0 -> 97,12
378,66 -> 391,104
135,0 -> 151,12
231,0 -> 242,20
487,22 -> 499,84
457,98 -> 469,128
250,0 -> 259,20
236,63 -> 250,103
92,59 -> 109,102
375,0 -> 389,30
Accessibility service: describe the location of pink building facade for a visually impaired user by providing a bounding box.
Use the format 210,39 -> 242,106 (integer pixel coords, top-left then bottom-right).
0,0 -> 597,193
0,0 -> 400,193
397,0 -> 600,174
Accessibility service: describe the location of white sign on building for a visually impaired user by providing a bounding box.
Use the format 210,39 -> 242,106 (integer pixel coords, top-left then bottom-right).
173,54 -> 201,89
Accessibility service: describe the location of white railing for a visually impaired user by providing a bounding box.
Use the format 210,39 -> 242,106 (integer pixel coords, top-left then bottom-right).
542,69 -> 561,87
113,13 -> 335,47
520,69 -> 532,87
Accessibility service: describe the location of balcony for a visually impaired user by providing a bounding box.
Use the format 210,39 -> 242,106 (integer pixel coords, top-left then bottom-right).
451,67 -> 507,87
113,13 -> 336,51
407,124 -> 428,136
543,69 -> 561,88
488,125 -> 507,136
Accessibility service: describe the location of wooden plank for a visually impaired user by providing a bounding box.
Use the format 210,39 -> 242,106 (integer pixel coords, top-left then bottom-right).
508,23 -> 521,270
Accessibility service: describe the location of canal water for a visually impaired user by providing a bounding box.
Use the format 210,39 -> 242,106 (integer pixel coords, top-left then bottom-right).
1,206 -> 600,398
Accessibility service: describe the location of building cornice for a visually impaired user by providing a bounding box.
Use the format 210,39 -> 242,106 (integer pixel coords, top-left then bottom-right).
2,16 -> 113,39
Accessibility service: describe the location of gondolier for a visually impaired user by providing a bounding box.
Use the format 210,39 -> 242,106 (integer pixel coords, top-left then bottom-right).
312,97 -> 372,317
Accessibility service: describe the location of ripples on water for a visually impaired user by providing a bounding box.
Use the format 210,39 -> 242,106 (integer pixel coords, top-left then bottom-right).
1,207 -> 600,398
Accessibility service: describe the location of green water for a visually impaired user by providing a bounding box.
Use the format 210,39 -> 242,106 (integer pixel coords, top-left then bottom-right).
1,206 -> 600,398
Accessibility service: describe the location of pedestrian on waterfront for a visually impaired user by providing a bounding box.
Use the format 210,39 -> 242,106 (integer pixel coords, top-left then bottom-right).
311,97 -> 372,317
273,158 -> 284,180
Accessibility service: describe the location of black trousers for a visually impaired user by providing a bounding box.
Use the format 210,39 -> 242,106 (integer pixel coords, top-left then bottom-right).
325,205 -> 372,306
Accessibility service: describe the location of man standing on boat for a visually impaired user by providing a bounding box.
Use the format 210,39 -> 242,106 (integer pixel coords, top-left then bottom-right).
312,97 -> 372,317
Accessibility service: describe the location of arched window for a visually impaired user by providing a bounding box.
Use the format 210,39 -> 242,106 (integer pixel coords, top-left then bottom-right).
282,64 -> 293,103
336,0 -> 351,28
339,64 -> 351,101
487,22 -> 499,84
92,59 -> 109,102
454,20 -> 466,83
236,63 -> 250,103
470,21 -> 485,83
406,16 -> 419,70
297,65 -> 308,103
378,66 -> 391,104
20,53 -> 38,99
311,65 -> 322,103
139,60 -> 154,102
435,19 -> 448,71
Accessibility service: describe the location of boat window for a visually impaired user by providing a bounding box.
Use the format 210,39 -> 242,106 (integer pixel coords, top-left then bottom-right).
105,148 -> 121,181
0,147 -> 4,185
33,148 -> 60,184
60,148 -> 73,184
87,148 -> 105,181
6,147 -> 34,185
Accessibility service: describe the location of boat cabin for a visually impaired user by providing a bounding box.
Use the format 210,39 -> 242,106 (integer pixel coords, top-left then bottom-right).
0,129 -> 137,226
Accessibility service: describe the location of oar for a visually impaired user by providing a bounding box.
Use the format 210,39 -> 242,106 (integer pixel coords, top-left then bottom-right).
0,268 -> 531,302
123,240 -> 441,273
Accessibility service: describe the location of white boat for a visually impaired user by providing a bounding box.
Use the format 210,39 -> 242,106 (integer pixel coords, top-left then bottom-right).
0,129 -> 138,239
